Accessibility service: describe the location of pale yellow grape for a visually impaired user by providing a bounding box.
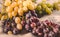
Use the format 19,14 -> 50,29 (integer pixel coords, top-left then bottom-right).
1,15 -> 7,20
6,6 -> 13,13
23,6 -> 28,12
11,2 -> 18,8
8,12 -> 12,18
18,8 -> 23,16
4,0 -> 11,6
12,11 -> 17,16
27,3 -> 35,10
14,7 -> 18,12
18,0 -> 23,6
15,17 -> 21,24
19,4 -> 23,8
28,0 -> 33,4
45,7 -> 52,14
33,3 -> 37,9
8,31 -> 12,35
17,24 -> 22,30
23,1 -> 28,7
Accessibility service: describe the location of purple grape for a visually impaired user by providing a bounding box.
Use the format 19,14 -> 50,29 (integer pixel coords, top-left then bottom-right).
43,28 -> 49,33
13,28 -> 19,35
30,10 -> 37,17
30,22 -> 36,28
21,20 -> 26,26
36,22 -> 41,26
25,24 -> 29,31
11,22 -> 16,28
26,12 -> 32,19
30,16 -> 39,23
44,33 -> 48,37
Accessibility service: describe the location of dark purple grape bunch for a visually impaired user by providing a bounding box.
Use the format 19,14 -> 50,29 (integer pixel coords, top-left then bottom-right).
25,10 -> 38,20
2,19 -> 21,35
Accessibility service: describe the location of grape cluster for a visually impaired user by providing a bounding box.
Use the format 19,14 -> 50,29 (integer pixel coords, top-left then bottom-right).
2,18 -> 22,35
21,10 -> 60,37
4,0 -> 37,19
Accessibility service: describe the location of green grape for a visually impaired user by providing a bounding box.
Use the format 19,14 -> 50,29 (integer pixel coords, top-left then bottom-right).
46,3 -> 53,8
41,2 -> 47,9
45,7 -> 52,15
39,11 -> 42,14
36,5 -> 42,11
50,7 -> 53,11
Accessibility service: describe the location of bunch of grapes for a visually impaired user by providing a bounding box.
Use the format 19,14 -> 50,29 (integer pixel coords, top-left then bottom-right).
21,10 -> 60,37
2,17 -> 22,35
4,0 -> 37,19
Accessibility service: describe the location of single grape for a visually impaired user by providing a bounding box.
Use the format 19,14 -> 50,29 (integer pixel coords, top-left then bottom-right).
17,24 -> 22,30
13,28 -> 19,35
8,31 -> 12,35
15,17 -> 21,24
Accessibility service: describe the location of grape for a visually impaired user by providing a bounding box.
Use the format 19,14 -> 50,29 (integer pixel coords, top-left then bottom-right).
44,33 -> 48,37
45,7 -> 52,15
26,12 -> 32,19
14,7 -> 18,12
30,22 -> 36,28
11,22 -> 16,27
8,12 -> 12,18
25,24 -> 29,31
15,17 -> 21,24
4,0 -> 11,6
13,28 -> 19,35
32,30 -> 36,34
11,2 -> 18,8
36,5 -> 42,11
46,3 -> 53,8
23,6 -> 28,12
27,3 -> 35,10
23,1 -> 28,7
48,31 -> 54,37
41,2 -> 47,9
1,15 -> 8,20
36,28 -> 39,33
30,10 -> 37,17
36,22 -> 41,26
6,6 -> 13,13
18,0 -> 23,6
8,31 -> 12,35
12,11 -> 17,17
38,33 -> 42,36
3,27 -> 8,33
21,20 -> 26,26
43,28 -> 49,33
17,24 -> 22,30
18,8 -> 23,16
30,16 -> 39,23
53,28 -> 59,33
